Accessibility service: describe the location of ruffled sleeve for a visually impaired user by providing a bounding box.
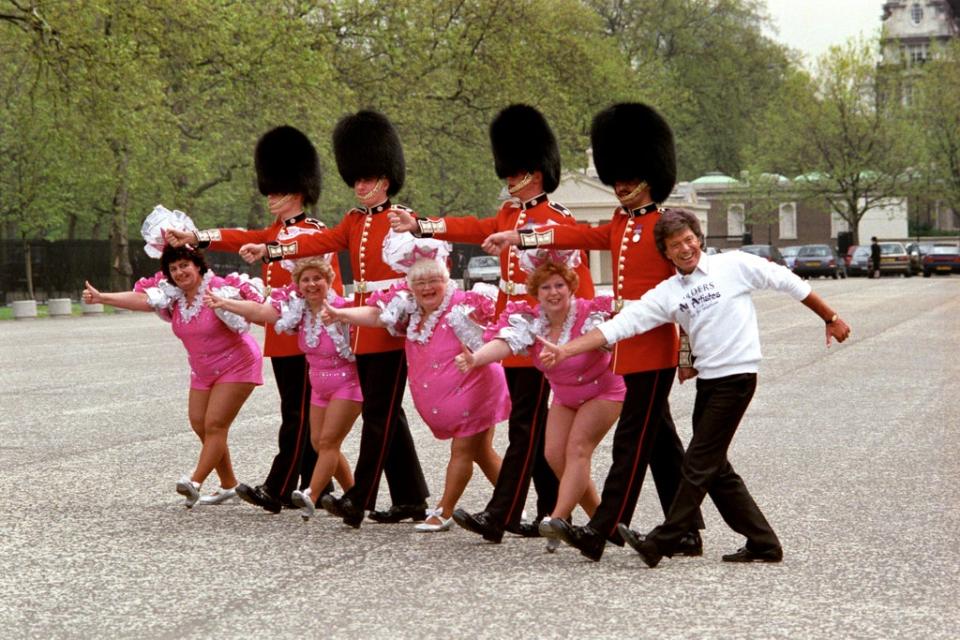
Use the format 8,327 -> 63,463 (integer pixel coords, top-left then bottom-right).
446,290 -> 495,352
580,295 -> 617,335
322,294 -> 355,361
484,301 -> 538,355
270,285 -> 305,335
133,271 -> 175,321
209,274 -> 263,333
368,282 -> 416,336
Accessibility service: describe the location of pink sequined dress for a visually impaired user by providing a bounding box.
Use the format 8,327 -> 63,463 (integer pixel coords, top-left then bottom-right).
486,297 -> 626,409
270,285 -> 362,408
369,283 -> 510,439
135,271 -> 264,390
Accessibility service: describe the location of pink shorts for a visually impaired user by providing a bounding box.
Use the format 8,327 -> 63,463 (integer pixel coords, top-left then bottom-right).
188,334 -> 264,390
309,366 -> 363,408
551,369 -> 626,410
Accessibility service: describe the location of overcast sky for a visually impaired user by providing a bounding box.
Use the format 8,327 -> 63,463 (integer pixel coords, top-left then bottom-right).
763,0 -> 885,64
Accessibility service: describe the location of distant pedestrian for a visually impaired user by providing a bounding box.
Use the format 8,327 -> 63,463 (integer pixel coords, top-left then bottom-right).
870,236 -> 882,279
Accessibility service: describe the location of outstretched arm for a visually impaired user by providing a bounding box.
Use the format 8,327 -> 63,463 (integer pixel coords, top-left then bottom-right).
82,280 -> 152,312
454,339 -> 513,372
800,291 -> 851,346
203,291 -> 279,325
321,301 -> 384,328
536,330 -> 608,369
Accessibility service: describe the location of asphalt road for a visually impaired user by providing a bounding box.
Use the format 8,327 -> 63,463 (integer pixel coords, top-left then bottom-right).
1,276 -> 958,639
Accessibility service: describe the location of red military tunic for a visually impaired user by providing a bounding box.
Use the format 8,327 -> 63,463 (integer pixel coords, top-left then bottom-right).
416,192 -> 595,367
264,201 -> 409,355
195,213 -> 343,358
532,205 -> 679,374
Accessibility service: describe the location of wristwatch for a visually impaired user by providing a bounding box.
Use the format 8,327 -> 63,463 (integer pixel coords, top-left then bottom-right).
825,313 -> 838,324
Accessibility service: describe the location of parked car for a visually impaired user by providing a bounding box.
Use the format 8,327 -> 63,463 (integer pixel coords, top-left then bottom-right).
921,244 -> 960,277
780,245 -> 801,269
793,244 -> 846,279
462,255 -> 500,290
875,242 -> 914,276
740,244 -> 786,266
847,245 -> 871,277
904,242 -> 924,274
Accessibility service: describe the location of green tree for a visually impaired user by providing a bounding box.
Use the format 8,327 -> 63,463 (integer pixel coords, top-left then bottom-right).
911,40 -> 960,229
586,0 -> 792,180
750,39 -> 916,245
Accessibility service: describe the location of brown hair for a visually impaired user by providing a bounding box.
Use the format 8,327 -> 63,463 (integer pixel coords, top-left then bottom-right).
653,209 -> 704,257
161,244 -> 208,281
526,261 -> 579,298
292,257 -> 335,287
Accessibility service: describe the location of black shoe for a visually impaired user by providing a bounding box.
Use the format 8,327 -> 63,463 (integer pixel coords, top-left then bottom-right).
722,545 -> 783,563
617,524 -> 662,568
320,493 -> 345,517
452,508 -> 504,543
507,519 -> 542,538
236,483 -> 282,514
367,503 -> 428,524
676,531 -> 703,557
339,496 -> 365,529
554,521 -> 605,562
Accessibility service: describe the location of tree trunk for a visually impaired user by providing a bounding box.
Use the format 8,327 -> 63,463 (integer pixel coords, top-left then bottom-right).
22,234 -> 35,300
246,174 -> 264,229
67,213 -> 78,241
109,141 -> 133,292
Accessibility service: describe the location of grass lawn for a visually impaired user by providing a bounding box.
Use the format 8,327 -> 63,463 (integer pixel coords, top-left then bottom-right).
0,303 -> 117,320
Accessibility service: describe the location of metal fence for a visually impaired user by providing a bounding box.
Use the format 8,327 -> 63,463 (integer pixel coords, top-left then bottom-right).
1,239 -> 487,303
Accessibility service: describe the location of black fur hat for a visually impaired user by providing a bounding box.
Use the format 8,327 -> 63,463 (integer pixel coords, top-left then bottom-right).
254,126 -> 321,205
489,104 -> 561,193
333,110 -> 405,196
590,103 -> 676,203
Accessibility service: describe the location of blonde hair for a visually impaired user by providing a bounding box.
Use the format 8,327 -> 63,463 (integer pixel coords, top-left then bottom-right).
292,257 -> 335,287
406,258 -> 449,286
526,261 -> 579,298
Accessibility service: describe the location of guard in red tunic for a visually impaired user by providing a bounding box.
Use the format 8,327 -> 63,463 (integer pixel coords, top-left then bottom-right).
243,110 -> 429,528
166,125 -> 343,513
483,103 -> 704,560
390,104 -> 595,542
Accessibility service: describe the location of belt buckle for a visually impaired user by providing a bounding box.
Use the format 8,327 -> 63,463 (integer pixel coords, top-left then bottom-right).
614,297 -> 624,312
506,281 -> 515,295
356,280 -> 367,294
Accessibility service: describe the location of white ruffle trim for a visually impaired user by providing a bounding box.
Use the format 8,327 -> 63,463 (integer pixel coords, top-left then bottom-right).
497,297 -> 578,354
446,303 -> 486,352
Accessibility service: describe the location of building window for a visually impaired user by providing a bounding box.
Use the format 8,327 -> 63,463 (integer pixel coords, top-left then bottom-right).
830,211 -> 849,239
727,204 -> 744,237
778,203 -> 797,240
911,3 -> 923,25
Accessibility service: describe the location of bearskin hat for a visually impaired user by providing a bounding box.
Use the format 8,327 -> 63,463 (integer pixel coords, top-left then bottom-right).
333,110 -> 405,196
591,103 -> 676,203
489,104 -> 561,193
254,126 -> 321,205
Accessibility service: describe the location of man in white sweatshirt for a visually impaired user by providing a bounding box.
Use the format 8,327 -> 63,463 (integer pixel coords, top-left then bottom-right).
538,209 -> 851,567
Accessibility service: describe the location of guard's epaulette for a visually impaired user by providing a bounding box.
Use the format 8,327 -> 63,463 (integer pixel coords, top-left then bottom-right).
392,203 -> 413,212
548,201 -> 572,217
503,199 -> 521,211
303,217 -> 325,230
347,207 -> 365,215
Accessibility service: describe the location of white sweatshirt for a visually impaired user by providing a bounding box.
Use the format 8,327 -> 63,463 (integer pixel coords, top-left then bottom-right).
598,251 -> 812,379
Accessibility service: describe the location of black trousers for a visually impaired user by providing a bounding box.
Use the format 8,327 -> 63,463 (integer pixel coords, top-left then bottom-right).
344,349 -> 429,510
588,367 -> 703,541
484,366 -> 558,528
262,355 -> 319,500
649,373 -> 780,554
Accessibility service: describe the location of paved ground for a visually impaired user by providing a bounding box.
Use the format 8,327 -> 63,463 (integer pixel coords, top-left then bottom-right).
1,276 -> 958,639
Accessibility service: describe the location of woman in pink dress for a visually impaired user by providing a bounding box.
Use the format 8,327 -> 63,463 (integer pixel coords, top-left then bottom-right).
456,257 -> 625,546
83,244 -> 264,508
323,236 -> 507,532
205,257 -> 361,521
